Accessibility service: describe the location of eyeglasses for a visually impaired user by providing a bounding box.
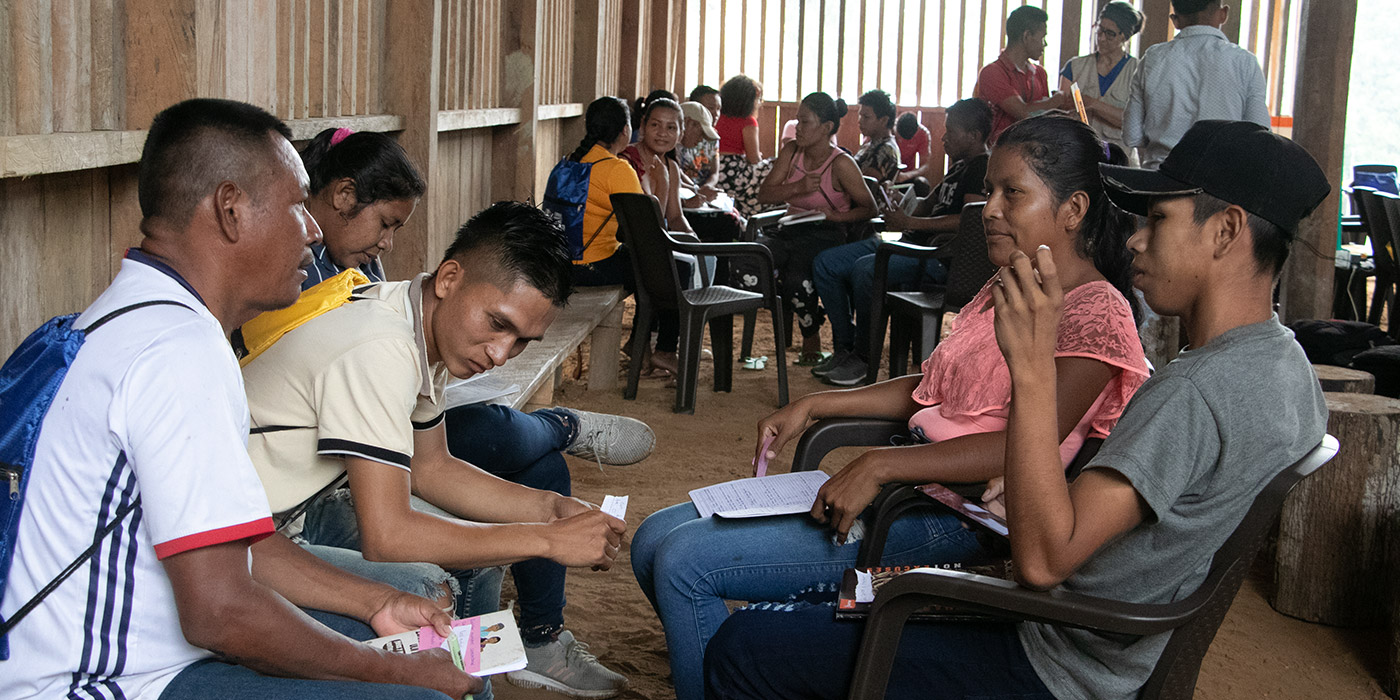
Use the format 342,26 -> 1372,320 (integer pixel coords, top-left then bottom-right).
1094,22 -> 1122,40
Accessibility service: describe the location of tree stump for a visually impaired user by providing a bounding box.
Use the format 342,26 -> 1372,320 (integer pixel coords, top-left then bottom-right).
1272,392 -> 1400,626
1313,364 -> 1376,394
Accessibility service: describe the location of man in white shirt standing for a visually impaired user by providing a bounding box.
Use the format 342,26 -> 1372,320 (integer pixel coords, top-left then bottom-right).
1122,0 -> 1269,168
0,98 -> 478,700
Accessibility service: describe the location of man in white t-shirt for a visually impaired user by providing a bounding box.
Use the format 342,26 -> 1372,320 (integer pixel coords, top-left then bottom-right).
0,99 -> 479,700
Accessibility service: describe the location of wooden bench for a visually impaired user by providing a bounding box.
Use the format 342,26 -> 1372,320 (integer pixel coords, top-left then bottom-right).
491,285 -> 626,411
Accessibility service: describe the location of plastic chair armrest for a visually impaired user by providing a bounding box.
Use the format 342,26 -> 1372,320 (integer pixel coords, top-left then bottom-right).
789,418 -> 907,472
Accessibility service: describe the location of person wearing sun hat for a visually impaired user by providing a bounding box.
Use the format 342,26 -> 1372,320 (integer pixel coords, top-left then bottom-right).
678,100 -> 721,197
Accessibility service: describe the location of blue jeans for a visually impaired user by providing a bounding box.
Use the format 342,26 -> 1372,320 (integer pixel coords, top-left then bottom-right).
159,611 -> 468,700
444,404 -> 574,641
812,238 -> 948,356
704,599 -> 1053,700
301,491 -> 505,621
630,503 -> 983,700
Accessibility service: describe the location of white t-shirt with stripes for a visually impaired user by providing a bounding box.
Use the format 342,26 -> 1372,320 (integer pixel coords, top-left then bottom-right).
0,258 -> 275,700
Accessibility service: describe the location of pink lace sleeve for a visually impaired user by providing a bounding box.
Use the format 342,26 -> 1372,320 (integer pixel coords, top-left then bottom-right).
1054,281 -> 1150,437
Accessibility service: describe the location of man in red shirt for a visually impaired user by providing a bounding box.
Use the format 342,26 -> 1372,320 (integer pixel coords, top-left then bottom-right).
975,5 -> 1069,143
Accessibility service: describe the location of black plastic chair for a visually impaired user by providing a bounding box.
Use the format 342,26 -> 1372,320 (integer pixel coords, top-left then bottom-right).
845,435 -> 1340,700
613,193 -> 789,414
867,201 -> 997,383
1354,187 -> 1397,330
1374,190 -> 1400,333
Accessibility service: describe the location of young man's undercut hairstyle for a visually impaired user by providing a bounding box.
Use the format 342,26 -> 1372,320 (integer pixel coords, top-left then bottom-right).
1190,193 -> 1290,275
139,98 -> 293,230
858,89 -> 897,129
1171,0 -> 1220,16
1006,5 -> 1049,42
440,201 -> 574,307
946,97 -> 994,144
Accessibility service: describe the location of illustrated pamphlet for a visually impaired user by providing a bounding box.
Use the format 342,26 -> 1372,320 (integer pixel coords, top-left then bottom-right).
365,609 -> 526,677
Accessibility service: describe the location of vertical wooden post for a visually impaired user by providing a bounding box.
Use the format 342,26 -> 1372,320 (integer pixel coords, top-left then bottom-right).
1280,0 -> 1357,324
1060,0 -> 1082,71
492,0 -> 538,202
617,0 -> 643,99
383,0 -> 441,279
1140,0 -> 1173,50
124,0 -> 197,129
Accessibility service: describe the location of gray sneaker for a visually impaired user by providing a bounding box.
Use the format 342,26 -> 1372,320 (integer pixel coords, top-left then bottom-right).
505,630 -> 628,698
823,354 -> 868,386
810,349 -> 850,377
564,409 -> 655,466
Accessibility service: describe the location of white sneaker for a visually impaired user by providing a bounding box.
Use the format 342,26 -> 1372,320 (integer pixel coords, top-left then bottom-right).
505,630 -> 628,698
564,409 -> 655,466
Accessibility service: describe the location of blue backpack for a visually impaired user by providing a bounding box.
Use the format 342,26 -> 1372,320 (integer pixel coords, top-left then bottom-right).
0,300 -> 187,659
542,157 -> 615,261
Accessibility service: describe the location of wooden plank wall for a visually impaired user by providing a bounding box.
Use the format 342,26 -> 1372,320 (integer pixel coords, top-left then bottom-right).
0,0 -> 672,356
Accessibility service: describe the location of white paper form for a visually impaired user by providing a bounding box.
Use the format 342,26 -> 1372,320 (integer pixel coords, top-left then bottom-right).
688,471 -> 830,519
601,495 -> 628,521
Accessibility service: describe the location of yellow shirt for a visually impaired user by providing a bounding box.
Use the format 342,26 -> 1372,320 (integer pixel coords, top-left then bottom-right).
577,144 -> 644,264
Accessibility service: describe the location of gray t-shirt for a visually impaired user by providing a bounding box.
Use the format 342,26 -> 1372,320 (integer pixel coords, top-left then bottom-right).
1018,316 -> 1327,700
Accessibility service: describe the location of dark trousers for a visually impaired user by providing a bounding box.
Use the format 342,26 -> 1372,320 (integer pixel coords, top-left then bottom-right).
444,404 -> 575,641
704,600 -> 1054,700
733,223 -> 847,339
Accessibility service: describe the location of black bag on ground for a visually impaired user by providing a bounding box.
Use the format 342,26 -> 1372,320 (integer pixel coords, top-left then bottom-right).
1288,319 -> 1396,367
1351,345 -> 1400,398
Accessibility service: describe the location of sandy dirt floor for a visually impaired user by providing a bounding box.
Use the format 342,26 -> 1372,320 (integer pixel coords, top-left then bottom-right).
494,299 -> 1391,700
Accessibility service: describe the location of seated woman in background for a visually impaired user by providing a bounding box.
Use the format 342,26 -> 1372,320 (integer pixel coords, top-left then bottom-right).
629,115 -> 1149,700
1060,1 -> 1143,151
621,97 -> 695,236
854,89 -> 901,183
746,92 -> 877,364
677,100 -> 721,206
893,111 -> 934,194
630,88 -> 678,143
715,74 -> 772,218
554,96 -> 685,377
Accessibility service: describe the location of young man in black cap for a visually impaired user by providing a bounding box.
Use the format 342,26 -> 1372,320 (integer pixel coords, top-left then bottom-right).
701,120 -> 1331,700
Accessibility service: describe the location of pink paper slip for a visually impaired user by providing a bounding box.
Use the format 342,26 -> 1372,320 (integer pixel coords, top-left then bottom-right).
753,435 -> 776,477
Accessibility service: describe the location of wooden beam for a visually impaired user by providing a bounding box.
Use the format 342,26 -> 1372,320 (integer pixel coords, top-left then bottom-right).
437,107 -> 523,131
1281,0 -> 1358,323
1140,0 -> 1173,50
124,0 -> 197,129
382,0 -> 441,279
1061,0 -> 1082,68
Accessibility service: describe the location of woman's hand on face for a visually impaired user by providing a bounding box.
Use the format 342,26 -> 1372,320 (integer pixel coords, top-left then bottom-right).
990,245 -> 1064,375
810,452 -> 884,544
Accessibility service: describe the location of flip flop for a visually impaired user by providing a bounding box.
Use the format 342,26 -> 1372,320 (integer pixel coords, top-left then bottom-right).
741,356 -> 768,371
794,351 -> 831,367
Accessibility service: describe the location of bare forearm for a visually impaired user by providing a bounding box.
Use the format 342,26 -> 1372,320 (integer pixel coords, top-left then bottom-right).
863,431 -> 1009,485
898,212 -> 960,233
362,507 -> 554,569
1091,101 -> 1125,129
803,375 -> 924,421
1002,367 -> 1077,588
250,533 -> 393,621
412,455 -> 558,524
826,205 -> 877,223
759,179 -> 808,204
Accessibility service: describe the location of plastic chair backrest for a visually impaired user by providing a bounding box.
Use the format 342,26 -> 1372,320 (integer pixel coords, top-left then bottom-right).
1356,188 -> 1397,279
1139,435 -> 1338,700
942,202 -> 997,310
1375,192 -> 1400,278
612,193 -> 684,309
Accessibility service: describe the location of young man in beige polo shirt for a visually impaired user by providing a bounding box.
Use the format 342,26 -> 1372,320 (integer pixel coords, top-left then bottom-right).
242,202 -> 630,699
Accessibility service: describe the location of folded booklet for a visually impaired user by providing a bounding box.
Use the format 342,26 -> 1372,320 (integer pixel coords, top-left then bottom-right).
917,483 -> 1009,537
777,210 -> 827,227
835,562 -> 1014,622
366,609 -> 526,677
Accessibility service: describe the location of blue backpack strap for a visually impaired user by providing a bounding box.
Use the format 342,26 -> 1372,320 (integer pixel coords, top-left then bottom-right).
0,299 -> 191,641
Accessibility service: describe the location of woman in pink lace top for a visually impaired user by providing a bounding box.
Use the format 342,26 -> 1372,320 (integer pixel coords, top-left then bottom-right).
630,116 -> 1148,700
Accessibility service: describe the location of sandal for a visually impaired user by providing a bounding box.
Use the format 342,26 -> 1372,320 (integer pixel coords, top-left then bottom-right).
794,351 -> 831,367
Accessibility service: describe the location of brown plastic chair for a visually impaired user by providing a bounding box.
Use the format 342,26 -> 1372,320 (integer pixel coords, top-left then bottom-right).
612,193 -> 789,414
844,435 -> 1340,700
867,201 -> 997,384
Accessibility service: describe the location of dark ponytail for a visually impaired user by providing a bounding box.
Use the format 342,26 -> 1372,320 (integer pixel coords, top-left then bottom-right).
996,115 -> 1142,323
300,129 -> 426,214
799,91 -> 848,139
570,97 -> 631,162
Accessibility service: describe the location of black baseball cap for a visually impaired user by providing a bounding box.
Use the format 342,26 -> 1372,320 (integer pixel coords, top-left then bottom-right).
1099,120 -> 1331,234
